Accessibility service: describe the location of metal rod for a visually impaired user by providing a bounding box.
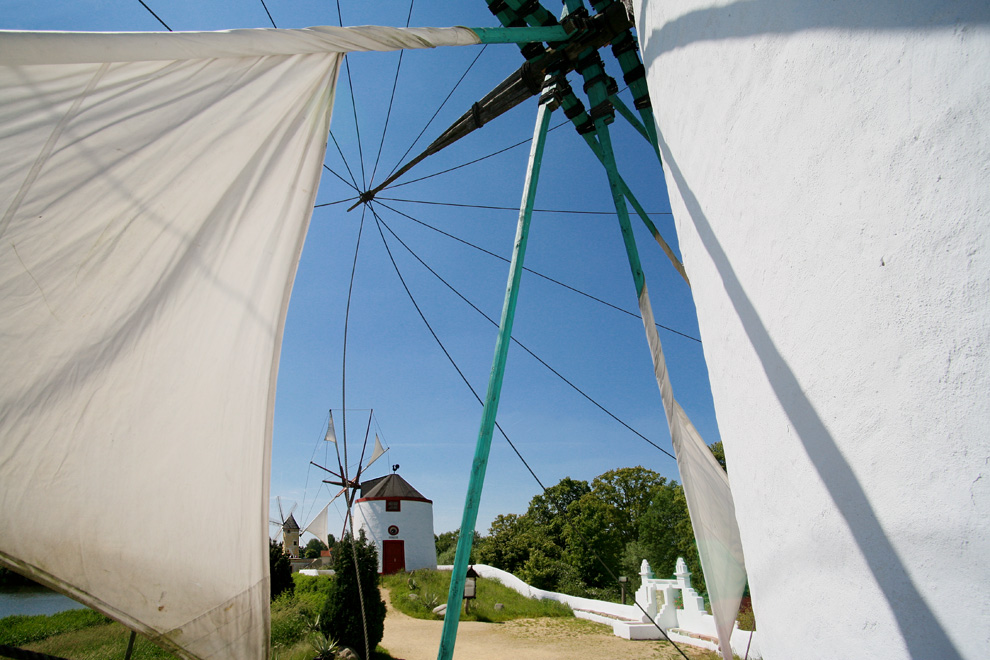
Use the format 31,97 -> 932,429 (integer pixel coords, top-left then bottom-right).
436,98 -> 554,660
124,631 -> 137,660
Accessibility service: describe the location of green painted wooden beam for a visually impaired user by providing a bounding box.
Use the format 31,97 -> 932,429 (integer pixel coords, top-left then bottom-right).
468,25 -> 568,44
611,94 -> 650,142
578,131 -> 689,286
436,98 -> 554,660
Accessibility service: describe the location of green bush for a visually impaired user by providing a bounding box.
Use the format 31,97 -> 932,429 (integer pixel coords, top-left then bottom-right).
291,573 -> 333,616
0,609 -> 110,646
270,591 -> 311,650
270,539 -> 294,601
319,532 -> 386,659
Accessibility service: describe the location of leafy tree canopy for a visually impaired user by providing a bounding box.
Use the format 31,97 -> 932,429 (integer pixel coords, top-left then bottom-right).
466,452 -> 723,600
302,537 -> 329,559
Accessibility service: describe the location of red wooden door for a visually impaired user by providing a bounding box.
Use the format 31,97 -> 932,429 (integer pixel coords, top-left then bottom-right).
382,540 -> 405,574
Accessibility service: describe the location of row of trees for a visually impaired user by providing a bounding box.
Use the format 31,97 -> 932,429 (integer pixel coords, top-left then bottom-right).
437,445 -> 725,601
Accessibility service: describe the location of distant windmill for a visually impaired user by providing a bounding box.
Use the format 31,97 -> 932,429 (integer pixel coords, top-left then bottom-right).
306,410 -> 388,541
269,496 -> 301,557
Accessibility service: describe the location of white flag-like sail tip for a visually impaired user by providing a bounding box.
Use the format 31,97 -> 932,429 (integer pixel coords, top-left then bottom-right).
303,501 -> 331,545
325,412 -> 337,443
366,435 -> 387,468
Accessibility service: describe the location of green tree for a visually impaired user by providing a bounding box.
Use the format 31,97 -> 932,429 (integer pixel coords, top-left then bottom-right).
526,477 -> 589,549
434,529 -> 481,565
709,441 -> 727,472
562,493 -> 625,590
590,466 -> 667,542
269,539 -> 293,601
319,531 -> 386,658
476,514 -> 532,574
302,537 -> 329,559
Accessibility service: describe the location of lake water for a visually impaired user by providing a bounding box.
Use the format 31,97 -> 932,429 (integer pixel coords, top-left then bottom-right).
0,585 -> 87,618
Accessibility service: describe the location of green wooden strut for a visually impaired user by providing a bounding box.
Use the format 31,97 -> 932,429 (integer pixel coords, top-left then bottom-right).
436,97 -> 554,660
469,25 -> 569,44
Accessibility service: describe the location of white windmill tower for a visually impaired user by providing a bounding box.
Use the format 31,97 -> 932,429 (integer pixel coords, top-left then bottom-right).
352,464 -> 438,574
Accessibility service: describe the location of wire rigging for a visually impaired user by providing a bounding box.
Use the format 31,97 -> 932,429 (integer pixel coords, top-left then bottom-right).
375,210 -> 678,462
328,131 -> 361,192
369,0 -> 415,187
322,164 -> 360,193
315,196 -> 359,209
384,45 -> 489,182
377,196 -> 673,216
258,0 -> 276,28
335,0 -> 367,191
375,205 -> 689,660
374,200 -> 700,343
369,205 -> 545,490
386,119 -> 570,190
339,204 -> 371,660
136,0 -> 171,31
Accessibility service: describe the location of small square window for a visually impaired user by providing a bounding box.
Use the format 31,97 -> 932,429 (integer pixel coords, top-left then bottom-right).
386,500 -> 401,512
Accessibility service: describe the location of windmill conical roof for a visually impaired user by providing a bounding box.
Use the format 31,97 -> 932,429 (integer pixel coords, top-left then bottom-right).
358,473 -> 430,502
283,513 -> 300,531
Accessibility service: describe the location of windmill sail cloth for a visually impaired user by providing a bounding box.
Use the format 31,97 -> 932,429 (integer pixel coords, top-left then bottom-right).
325,411 -> 338,443
0,24 -> 480,660
366,434 -> 387,468
304,502 -> 331,545
638,285 -> 746,660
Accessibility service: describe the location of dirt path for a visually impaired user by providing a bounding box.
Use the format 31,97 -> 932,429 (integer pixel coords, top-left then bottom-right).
380,591 -> 710,660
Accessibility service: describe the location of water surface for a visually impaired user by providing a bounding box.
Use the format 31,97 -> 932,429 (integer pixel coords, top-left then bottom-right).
0,585 -> 86,618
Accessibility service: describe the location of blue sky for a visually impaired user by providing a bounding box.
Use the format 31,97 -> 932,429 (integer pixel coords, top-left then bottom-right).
5,0 -> 720,537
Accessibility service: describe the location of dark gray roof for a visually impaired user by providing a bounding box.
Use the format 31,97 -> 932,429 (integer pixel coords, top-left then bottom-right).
358,473 -> 430,501
282,513 -> 300,531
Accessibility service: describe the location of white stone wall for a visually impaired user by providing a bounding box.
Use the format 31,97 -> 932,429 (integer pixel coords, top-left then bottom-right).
353,499 -> 437,572
633,2 -> 990,658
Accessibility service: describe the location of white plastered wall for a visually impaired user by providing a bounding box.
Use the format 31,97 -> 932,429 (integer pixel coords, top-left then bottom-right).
633,1 -> 990,658
353,499 -> 438,572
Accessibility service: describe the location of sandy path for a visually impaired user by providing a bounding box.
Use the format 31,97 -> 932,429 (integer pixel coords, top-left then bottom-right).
380,591 -> 708,660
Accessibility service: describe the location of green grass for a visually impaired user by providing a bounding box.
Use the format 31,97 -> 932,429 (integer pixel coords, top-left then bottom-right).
9,619 -> 178,659
0,608 -> 110,646
381,569 -> 573,622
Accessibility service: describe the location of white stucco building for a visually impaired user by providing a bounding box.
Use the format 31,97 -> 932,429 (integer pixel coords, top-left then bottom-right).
633,2 -> 989,658
353,473 -> 437,574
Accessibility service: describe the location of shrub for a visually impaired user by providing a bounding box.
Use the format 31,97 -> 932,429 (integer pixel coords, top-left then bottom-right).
270,591 -> 309,649
270,539 -> 294,601
319,531 -> 386,658
292,573 -> 333,616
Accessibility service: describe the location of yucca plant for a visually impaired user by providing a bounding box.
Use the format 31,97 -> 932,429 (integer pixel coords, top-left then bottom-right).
309,629 -> 340,660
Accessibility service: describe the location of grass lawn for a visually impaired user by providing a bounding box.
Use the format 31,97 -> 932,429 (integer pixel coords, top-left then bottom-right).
381,569 -> 573,622
1,610 -> 178,659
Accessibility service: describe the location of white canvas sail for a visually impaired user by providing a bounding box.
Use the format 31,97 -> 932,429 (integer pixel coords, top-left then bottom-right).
325,411 -> 338,443
0,24 -> 481,660
303,501 -> 332,546
366,434 -> 387,469
638,285 -> 746,660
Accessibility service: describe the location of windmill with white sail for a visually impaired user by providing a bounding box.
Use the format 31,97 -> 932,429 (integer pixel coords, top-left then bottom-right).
269,497 -> 301,558
304,410 -> 389,545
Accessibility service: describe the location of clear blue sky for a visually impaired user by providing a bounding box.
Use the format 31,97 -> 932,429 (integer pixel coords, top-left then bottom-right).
5,0 -> 720,538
